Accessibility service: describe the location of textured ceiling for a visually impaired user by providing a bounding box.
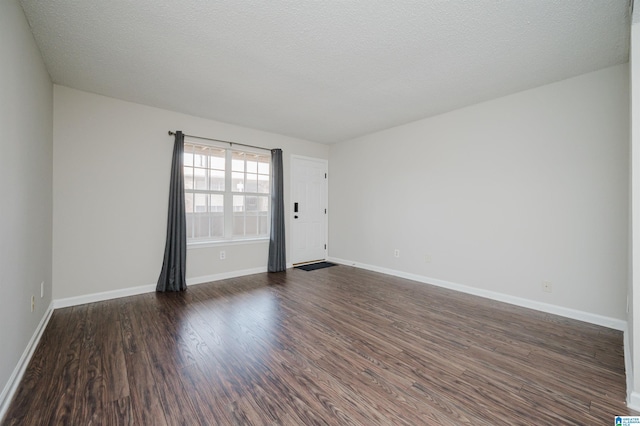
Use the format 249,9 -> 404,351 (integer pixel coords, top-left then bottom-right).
20,0 -> 630,144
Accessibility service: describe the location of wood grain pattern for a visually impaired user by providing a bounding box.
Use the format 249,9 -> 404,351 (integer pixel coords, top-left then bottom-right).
2,266 -> 636,424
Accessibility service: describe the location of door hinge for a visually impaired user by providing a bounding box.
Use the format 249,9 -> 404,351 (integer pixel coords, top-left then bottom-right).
324,244 -> 327,250
324,208 -> 327,214
325,173 -> 327,179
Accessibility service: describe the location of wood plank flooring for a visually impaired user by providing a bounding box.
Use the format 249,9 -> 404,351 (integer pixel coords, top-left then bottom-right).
3,266 -> 636,424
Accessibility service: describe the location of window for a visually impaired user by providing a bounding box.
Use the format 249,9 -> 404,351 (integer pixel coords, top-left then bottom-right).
184,142 -> 270,244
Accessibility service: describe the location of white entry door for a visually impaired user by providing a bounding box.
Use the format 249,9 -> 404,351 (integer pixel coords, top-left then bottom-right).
291,156 -> 328,264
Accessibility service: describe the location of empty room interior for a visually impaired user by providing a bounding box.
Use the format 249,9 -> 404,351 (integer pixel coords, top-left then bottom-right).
4,0 -> 640,424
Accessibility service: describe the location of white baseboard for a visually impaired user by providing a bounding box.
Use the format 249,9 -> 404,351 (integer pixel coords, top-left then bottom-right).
186,266 -> 268,286
629,391 -> 640,412
624,328 -> 636,410
53,266 -> 271,309
328,257 -> 627,331
53,283 -> 156,309
0,301 -> 54,422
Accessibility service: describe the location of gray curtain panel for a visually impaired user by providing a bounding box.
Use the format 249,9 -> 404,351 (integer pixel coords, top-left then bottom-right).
157,131 -> 187,292
268,148 -> 286,272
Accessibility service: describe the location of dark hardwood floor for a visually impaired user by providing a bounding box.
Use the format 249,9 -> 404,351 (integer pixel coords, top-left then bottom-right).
2,266 -> 636,425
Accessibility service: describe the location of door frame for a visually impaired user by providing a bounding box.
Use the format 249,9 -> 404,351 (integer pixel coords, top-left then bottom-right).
290,155 -> 329,265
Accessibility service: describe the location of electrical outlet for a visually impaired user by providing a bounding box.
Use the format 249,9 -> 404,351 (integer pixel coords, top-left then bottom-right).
542,281 -> 552,293
425,255 -> 432,263
41,281 -> 44,298
394,249 -> 400,258
31,295 -> 35,312
220,250 -> 226,260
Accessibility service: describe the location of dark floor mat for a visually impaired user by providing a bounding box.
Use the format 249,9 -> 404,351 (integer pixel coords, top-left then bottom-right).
294,261 -> 338,271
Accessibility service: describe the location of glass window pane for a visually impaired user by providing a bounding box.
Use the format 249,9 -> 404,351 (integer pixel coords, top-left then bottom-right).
233,214 -> 244,236
184,167 -> 194,190
194,168 -> 207,190
247,159 -> 258,174
257,196 -> 269,212
194,212 -> 209,239
184,193 -> 194,213
232,151 -> 245,171
210,194 -> 224,212
257,175 -> 269,193
184,150 -> 194,167
246,174 -> 258,192
232,172 -> 245,192
245,213 -> 258,235
258,160 -> 269,174
232,160 -> 244,172
186,213 -> 194,238
233,195 -> 244,212
211,213 -> 224,237
258,214 -> 268,235
246,196 -> 258,212
195,193 -> 207,213
210,194 -> 224,238
210,150 -> 225,170
233,195 -> 244,235
194,152 -> 207,168
209,170 -> 224,191
198,154 -> 207,167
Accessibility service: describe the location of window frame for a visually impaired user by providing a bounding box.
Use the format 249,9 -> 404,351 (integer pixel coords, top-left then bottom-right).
184,139 -> 271,248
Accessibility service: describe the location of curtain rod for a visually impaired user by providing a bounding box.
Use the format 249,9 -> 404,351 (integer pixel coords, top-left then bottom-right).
168,131 -> 272,152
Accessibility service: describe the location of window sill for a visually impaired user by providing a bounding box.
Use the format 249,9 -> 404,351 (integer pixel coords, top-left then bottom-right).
187,237 -> 269,250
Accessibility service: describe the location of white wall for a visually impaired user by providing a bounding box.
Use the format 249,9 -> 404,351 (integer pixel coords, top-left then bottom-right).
329,64 -> 629,321
53,86 -> 328,300
0,0 -> 53,411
